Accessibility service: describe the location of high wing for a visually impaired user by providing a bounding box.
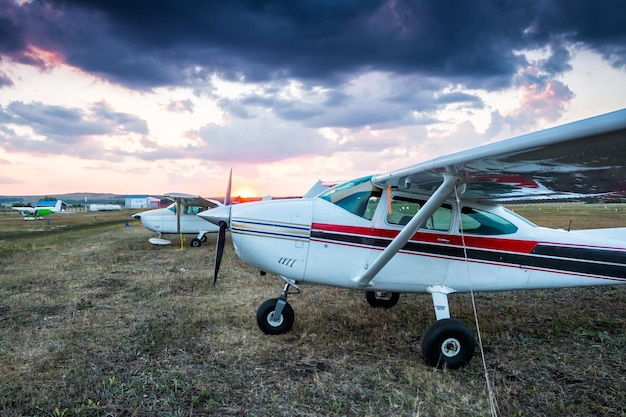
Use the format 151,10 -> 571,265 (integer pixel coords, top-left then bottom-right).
372,108 -> 626,203
12,207 -> 36,213
164,193 -> 222,211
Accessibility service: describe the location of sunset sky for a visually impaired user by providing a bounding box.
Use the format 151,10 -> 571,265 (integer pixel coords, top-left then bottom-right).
1,0 -> 626,198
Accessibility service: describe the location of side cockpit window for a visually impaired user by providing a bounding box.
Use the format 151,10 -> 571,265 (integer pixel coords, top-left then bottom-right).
460,206 -> 518,235
319,176 -> 382,220
186,205 -> 206,215
386,196 -> 452,231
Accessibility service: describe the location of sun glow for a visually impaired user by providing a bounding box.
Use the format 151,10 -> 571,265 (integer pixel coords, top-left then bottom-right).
232,187 -> 258,199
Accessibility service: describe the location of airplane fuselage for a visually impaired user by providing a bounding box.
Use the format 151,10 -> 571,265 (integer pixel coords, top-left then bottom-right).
134,202 -> 220,246
223,193 -> 626,294
13,200 -> 64,220
136,206 -> 219,235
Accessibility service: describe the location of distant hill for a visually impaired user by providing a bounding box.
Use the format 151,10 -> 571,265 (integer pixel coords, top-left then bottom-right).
0,192 -> 304,207
0,193 -> 144,206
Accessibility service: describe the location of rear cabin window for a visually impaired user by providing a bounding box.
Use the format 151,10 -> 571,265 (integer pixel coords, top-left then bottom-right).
167,203 -> 206,215
460,206 -> 518,235
319,176 -> 382,220
386,196 -> 452,231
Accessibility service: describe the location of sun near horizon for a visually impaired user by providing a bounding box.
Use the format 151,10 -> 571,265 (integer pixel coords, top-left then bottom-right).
231,186 -> 259,199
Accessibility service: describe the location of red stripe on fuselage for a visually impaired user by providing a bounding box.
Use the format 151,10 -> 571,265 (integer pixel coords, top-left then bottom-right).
312,222 -> 539,253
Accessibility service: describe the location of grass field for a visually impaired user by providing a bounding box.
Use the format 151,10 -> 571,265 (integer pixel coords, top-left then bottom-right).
1,205 -> 625,416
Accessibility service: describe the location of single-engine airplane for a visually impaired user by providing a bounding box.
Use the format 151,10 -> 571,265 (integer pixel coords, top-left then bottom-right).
12,200 -> 66,220
200,108 -> 626,368
132,193 -> 222,247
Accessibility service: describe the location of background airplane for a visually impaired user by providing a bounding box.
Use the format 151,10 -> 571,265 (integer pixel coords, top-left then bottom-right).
132,179 -> 336,248
201,108 -> 626,369
12,200 -> 66,220
132,193 -> 222,247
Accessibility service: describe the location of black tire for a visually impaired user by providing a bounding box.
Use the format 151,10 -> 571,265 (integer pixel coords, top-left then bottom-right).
190,238 -> 202,247
365,291 -> 400,308
256,298 -> 295,335
421,319 -> 475,369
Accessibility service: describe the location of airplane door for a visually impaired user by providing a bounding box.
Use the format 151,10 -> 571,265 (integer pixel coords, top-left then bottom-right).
364,193 -> 450,291
290,210 -> 312,280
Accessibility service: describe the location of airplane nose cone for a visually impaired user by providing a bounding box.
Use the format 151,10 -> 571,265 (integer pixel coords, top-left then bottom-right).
198,205 -> 230,226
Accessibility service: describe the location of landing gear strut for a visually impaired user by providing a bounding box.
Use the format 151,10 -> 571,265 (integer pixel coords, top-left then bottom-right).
190,232 -> 209,248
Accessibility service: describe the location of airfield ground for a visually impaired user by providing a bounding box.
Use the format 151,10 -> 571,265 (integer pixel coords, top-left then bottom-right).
0,204 -> 625,416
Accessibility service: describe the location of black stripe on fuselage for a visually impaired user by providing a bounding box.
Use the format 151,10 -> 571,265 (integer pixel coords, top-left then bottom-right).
310,230 -> 626,279
532,244 -> 626,264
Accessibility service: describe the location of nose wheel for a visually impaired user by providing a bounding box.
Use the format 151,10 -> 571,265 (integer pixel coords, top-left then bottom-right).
256,298 -> 295,335
256,280 -> 298,335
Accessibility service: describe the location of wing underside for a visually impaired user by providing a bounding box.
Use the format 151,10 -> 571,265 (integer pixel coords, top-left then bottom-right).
372,109 -> 626,203
164,193 -> 222,209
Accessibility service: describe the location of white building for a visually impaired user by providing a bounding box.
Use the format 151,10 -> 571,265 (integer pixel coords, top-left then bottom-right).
89,204 -> 122,211
124,196 -> 161,209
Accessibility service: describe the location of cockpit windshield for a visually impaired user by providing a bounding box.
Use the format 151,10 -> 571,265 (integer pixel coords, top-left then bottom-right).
319,176 -> 382,219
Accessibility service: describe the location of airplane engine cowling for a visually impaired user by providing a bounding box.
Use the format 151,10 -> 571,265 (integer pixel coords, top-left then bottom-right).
229,199 -> 314,280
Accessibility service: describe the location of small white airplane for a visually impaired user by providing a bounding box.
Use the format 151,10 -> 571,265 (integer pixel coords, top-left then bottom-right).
200,108 -> 626,368
132,193 -> 222,247
12,200 -> 66,220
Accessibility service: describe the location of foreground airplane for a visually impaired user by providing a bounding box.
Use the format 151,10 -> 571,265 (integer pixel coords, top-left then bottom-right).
200,109 -> 626,368
12,200 -> 66,220
132,193 -> 222,247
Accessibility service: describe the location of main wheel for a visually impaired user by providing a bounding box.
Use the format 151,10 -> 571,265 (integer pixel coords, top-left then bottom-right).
190,238 -> 202,247
256,298 -> 295,335
421,319 -> 475,369
365,291 -> 400,308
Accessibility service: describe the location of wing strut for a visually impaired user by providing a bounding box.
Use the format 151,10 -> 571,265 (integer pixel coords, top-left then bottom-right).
352,172 -> 462,287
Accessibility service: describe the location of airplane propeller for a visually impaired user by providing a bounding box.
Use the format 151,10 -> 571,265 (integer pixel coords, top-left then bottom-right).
213,168 -> 232,285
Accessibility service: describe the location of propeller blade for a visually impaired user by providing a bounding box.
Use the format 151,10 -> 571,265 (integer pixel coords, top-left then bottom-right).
224,167 -> 232,206
213,168 -> 233,285
213,222 -> 227,285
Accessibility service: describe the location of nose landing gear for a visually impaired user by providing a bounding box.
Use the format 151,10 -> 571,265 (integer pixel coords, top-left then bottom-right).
256,279 -> 299,335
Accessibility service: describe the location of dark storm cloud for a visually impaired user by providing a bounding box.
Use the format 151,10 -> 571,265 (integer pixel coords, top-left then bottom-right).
4,101 -> 147,137
0,69 -> 12,88
214,74 -> 483,130
1,0 -> 625,164
0,101 -> 148,157
436,92 -> 484,107
130,119 -> 335,164
2,0 -> 625,91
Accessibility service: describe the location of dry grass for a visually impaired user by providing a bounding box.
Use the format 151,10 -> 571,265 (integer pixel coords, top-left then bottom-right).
1,205 -> 625,416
